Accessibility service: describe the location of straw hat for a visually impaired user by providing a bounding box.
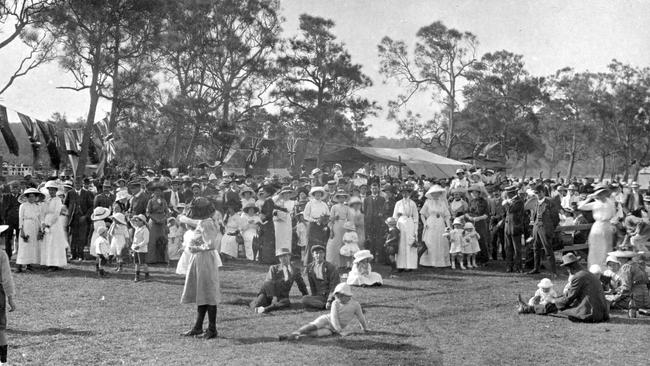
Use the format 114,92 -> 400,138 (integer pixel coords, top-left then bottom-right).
91,207 -> 111,221
385,217 -> 396,226
239,186 -> 255,197
347,196 -> 362,206
278,186 -> 295,196
607,248 -> 635,258
425,185 -> 445,198
537,278 -> 554,289
334,283 -> 353,297
333,189 -> 349,200
130,214 -> 148,225
605,255 -> 620,265
309,186 -> 325,198
110,213 -> 127,225
560,253 -> 581,267
275,247 -> 292,257
592,183 -> 609,196
115,190 -> 131,201
353,249 -> 374,263
44,181 -> 59,190
343,221 -> 356,231
452,217 -> 464,226
18,188 -> 45,203
464,222 -> 474,230
242,202 -> 259,213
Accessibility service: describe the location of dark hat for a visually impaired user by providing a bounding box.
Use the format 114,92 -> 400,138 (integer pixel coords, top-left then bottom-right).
186,197 -> 216,220
102,180 -> 112,188
83,177 -> 91,184
127,179 -> 141,187
311,245 -> 326,253
560,253 -> 581,267
148,181 -> 167,191
275,247 -> 292,257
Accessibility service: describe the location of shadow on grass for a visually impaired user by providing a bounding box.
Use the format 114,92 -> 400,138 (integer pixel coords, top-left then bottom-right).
362,303 -> 413,310
8,327 -> 94,336
306,337 -> 425,352
607,316 -> 650,325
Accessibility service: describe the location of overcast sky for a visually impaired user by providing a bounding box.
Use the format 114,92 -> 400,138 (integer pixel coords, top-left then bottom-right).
0,0 -> 648,137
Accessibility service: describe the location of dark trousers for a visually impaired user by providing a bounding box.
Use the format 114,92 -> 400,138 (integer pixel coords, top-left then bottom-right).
532,225 -> 556,274
491,224 -> 505,260
4,224 -> 18,259
69,216 -> 89,259
365,220 -> 384,262
250,281 -> 291,313
504,232 -> 522,270
301,294 -> 327,310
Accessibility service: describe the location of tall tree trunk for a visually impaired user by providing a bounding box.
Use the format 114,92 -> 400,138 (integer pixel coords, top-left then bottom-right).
76,52 -> 101,182
599,154 -> 606,181
316,141 -> 325,167
108,21 -> 121,132
446,96 -> 454,158
566,132 -> 576,181
521,153 -> 528,180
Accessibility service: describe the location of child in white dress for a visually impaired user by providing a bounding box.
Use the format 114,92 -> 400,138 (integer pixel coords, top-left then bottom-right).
89,207 -> 111,258
108,213 -> 129,272
94,226 -> 111,277
462,222 -> 480,269
527,278 -> 558,306
167,217 -> 185,265
339,222 -> 360,270
278,283 -> 368,340
444,217 -> 465,269
240,203 -> 262,260
346,250 -> 383,287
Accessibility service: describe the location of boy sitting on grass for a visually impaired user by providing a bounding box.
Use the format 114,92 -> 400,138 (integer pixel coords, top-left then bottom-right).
278,283 -> 368,341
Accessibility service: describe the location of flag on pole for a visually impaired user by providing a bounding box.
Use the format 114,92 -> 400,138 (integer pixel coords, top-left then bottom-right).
0,105 -> 19,156
36,120 -> 62,170
64,128 -> 83,177
93,117 -> 116,163
17,112 -> 41,164
243,137 -> 274,169
286,136 -> 298,168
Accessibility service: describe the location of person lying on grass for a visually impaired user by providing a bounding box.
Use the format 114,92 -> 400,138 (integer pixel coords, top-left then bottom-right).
279,283 -> 368,341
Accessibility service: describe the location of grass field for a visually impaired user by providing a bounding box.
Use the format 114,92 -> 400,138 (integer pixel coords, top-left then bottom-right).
6,258 -> 650,366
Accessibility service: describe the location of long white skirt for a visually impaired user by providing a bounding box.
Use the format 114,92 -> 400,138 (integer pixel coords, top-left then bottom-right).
587,220 -> 614,272
396,216 -> 418,269
420,215 -> 450,267
40,222 -> 68,267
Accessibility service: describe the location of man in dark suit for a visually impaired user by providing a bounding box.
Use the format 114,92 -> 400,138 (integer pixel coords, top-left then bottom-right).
301,245 -> 340,310
528,184 -> 560,276
0,182 -> 21,259
127,180 -> 149,218
179,179 -> 194,204
364,182 -> 386,262
93,181 -> 115,208
249,248 -> 308,314
518,253 -> 609,323
222,179 -> 240,207
65,179 -> 95,260
502,185 -> 525,273
624,182 -> 643,215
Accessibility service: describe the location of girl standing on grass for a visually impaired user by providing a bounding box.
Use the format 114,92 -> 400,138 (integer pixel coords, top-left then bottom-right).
93,226 -> 111,278
462,222 -> 480,269
0,225 -> 16,366
16,188 -> 45,273
444,217 -> 465,270
278,283 -> 368,341
240,203 -> 262,261
180,198 -> 222,340
340,221 -> 360,270
89,207 -> 111,259
108,213 -> 129,272
130,214 -> 150,282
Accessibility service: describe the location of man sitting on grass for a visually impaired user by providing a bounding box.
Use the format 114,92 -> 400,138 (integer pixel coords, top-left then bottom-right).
250,248 -> 308,314
517,253 -> 609,323
302,245 -> 340,310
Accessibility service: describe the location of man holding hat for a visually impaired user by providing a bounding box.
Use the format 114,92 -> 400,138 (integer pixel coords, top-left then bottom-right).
517,253 -> 609,322
302,245 -> 340,310
250,248 -> 308,314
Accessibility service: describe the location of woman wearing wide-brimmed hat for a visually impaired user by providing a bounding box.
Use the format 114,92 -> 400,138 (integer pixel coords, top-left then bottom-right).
392,184 -> 419,270
326,189 -> 352,267
15,188 -> 45,272
257,185 -> 279,264
39,181 -> 69,270
302,187 -> 330,261
180,197 -> 222,339
420,185 -> 452,268
465,184 -> 491,265
145,181 -> 170,264
577,183 -> 617,271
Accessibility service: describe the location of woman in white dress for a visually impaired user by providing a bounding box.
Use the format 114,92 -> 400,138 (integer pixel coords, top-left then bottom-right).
219,202 -> 243,258
240,202 -> 261,260
40,181 -> 69,270
16,188 -> 45,272
419,185 -> 452,267
326,190 -> 353,267
393,185 -> 419,270
577,184 -> 617,271
274,187 -> 295,253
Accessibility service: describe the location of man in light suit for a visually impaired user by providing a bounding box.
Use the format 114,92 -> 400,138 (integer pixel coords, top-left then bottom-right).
363,182 -> 386,263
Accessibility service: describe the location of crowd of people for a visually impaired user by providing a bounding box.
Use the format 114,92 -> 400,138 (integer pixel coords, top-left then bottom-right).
0,162 -> 648,357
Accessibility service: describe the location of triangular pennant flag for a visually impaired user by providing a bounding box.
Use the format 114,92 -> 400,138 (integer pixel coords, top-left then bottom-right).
0,105 -> 19,156
36,120 -> 61,170
17,112 -> 41,164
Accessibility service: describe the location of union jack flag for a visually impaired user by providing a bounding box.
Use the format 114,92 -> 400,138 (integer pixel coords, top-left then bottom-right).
286,136 -> 299,168
94,117 -> 116,163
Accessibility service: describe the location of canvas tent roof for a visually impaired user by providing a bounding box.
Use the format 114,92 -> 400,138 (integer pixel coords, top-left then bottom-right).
311,147 -> 470,178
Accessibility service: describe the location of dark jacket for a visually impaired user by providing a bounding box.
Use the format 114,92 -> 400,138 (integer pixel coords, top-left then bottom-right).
556,269 -> 609,322
363,195 -> 386,226
306,260 -> 339,301
264,263 -> 308,299
531,198 -> 560,238
1,193 -> 20,227
503,196 -> 525,236
64,189 -> 94,220
128,191 -> 150,217
93,192 -> 114,209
